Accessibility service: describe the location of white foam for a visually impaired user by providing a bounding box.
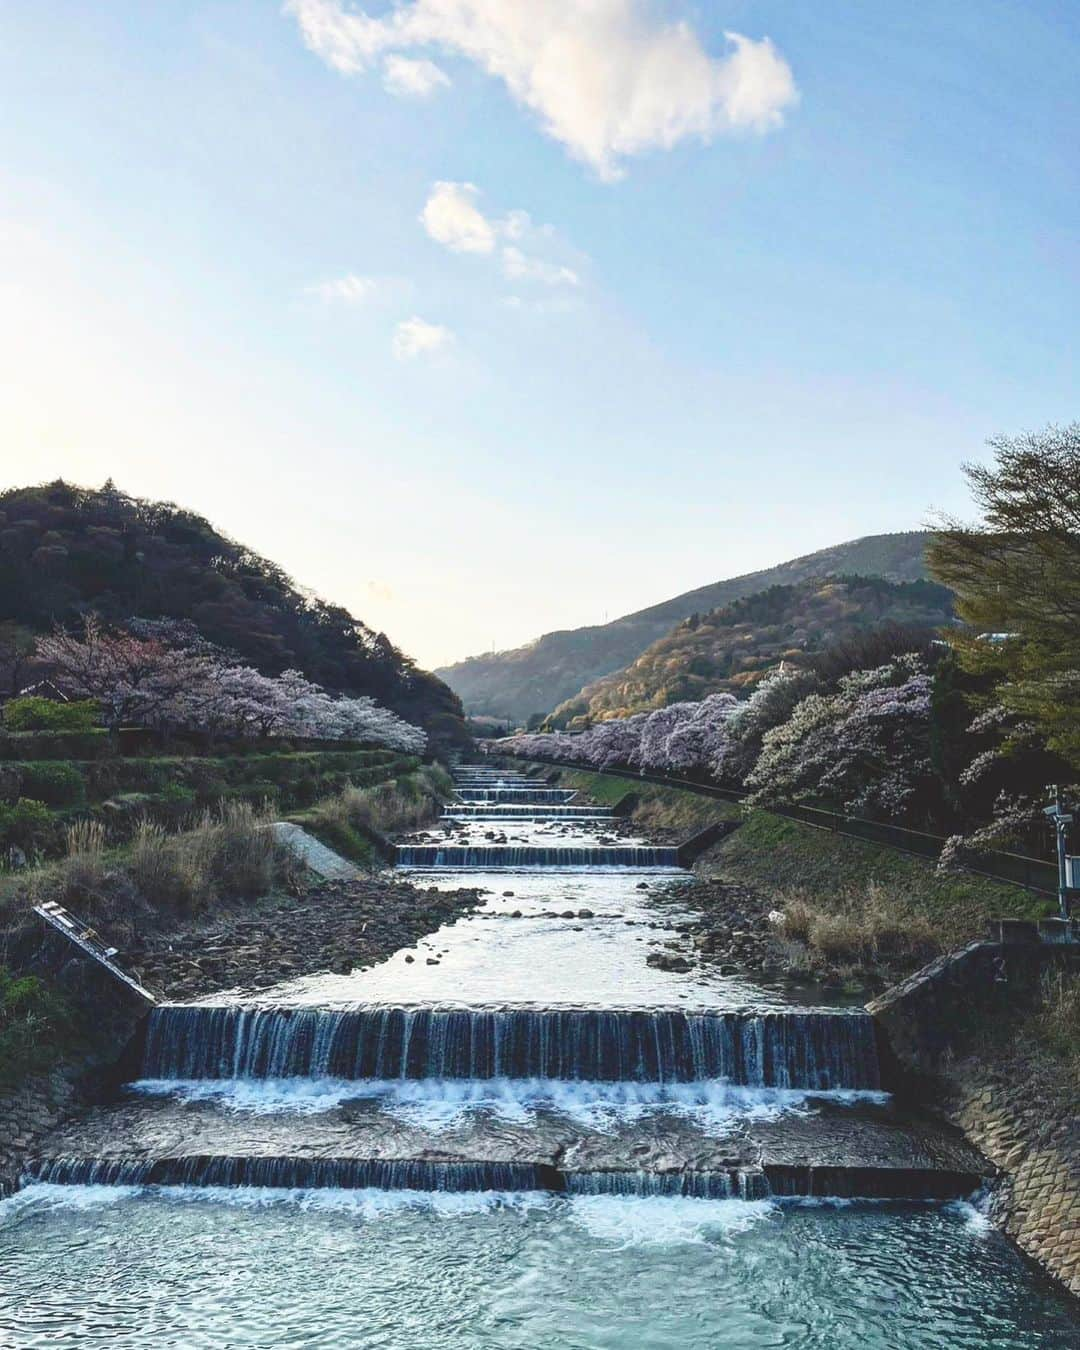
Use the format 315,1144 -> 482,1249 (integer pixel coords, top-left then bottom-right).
568,1194 -> 776,1247
0,1182 -> 142,1222
130,1077 -> 363,1115
153,1185 -> 553,1218
944,1190 -> 994,1235
129,1077 -> 888,1130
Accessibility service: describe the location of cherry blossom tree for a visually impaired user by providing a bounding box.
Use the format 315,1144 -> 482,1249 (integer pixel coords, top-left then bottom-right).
34,620 -> 426,752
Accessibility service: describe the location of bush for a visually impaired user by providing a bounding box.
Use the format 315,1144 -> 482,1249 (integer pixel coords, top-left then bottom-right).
0,729 -> 111,760
125,803 -> 277,912
0,967 -> 76,1085
780,883 -> 938,974
18,761 -> 86,806
0,799 -> 57,858
2,697 -> 99,733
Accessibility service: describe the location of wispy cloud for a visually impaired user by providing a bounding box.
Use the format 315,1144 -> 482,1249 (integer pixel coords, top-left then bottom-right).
304,273 -> 377,304
382,54 -> 450,98
502,246 -> 578,288
393,315 -> 453,359
286,0 -> 798,179
420,182 -> 583,288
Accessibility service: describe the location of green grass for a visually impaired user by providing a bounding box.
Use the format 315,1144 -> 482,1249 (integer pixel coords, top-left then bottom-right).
0,749 -> 419,861
555,768 -> 741,834
0,966 -> 80,1087
548,762 -> 1054,980
720,810 -> 1053,966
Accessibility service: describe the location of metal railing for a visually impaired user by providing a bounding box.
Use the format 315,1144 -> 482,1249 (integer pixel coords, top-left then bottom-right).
500,753 -> 1058,897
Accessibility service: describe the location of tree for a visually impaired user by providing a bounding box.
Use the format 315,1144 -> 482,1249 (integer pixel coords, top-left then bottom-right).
743,655 -> 939,826
928,423 -> 1080,765
33,619 -> 426,752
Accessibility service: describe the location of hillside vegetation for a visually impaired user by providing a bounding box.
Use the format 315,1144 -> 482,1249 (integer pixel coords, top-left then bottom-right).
0,481 -> 467,748
437,531 -> 931,724
548,576 -> 953,727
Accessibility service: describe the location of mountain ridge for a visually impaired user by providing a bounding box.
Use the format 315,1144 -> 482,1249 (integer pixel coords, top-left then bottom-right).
436,531 -> 933,724
0,480 -> 468,747
546,574 -> 954,728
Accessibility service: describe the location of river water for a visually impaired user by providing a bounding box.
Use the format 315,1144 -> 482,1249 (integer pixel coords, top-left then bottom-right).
0,765 -> 1076,1346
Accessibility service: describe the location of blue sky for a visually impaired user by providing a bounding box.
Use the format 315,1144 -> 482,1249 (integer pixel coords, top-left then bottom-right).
1,1 -> 1076,668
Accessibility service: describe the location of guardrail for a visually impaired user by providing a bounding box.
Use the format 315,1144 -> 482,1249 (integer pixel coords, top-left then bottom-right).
498,754 -> 1058,897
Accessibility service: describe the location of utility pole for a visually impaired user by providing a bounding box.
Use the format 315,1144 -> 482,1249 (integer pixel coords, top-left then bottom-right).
1043,786 -> 1075,921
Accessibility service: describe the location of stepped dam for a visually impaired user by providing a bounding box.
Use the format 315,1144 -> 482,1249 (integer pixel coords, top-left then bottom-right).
4,761 -> 1077,1347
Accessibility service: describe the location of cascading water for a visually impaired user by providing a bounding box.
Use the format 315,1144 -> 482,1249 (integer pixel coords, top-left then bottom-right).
31,763 -> 927,1203
396,845 -> 679,868
141,1003 -> 881,1087
455,789 -> 578,803
27,1157 -> 551,1193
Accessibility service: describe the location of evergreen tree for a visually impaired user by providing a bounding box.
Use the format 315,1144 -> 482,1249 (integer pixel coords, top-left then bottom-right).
928,423 -> 1080,765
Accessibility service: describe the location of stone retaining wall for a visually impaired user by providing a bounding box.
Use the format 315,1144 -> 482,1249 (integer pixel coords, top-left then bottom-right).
869,931 -> 1080,1298
0,1069 -> 79,1196
948,1061 -> 1079,1298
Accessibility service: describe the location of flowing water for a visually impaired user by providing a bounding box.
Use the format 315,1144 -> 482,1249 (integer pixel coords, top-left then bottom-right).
2,764 -> 1076,1346
1,1188 -> 1076,1348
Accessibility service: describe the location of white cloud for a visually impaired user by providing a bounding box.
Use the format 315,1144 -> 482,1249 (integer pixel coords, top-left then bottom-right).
420,182 -> 582,287
420,181 -> 497,254
305,273 -> 376,304
501,246 -> 578,287
382,54 -> 450,97
393,315 -> 453,359
285,0 -> 798,179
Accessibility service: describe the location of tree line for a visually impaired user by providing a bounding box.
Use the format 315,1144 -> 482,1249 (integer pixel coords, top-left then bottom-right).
493,424 -> 1080,864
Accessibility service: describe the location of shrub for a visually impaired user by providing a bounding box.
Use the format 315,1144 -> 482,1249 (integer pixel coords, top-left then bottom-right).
197,801 -> 277,899
2,697 -> 100,733
0,967 -> 76,1085
18,761 -> 86,806
127,820 -> 202,909
0,729 -> 111,760
0,799 -> 57,859
780,883 -> 939,974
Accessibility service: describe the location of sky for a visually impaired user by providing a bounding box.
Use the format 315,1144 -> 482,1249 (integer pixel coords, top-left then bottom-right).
1,2 -> 1077,670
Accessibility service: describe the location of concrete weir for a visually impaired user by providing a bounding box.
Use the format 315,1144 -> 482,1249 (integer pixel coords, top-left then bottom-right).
26,762 -> 992,1206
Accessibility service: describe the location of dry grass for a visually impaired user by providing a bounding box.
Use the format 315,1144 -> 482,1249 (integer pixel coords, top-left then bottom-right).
51,819 -> 108,906
1036,969 -> 1080,1069
304,767 -> 449,842
19,801 -> 280,928
780,881 -> 939,975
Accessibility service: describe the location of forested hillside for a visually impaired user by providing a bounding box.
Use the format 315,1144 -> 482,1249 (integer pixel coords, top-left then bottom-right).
0,481 -> 467,747
437,532 -> 932,724
548,576 -> 954,727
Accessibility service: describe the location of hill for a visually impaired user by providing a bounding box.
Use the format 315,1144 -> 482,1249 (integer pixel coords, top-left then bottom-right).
0,480 -> 467,747
436,532 -> 933,724
546,575 -> 954,727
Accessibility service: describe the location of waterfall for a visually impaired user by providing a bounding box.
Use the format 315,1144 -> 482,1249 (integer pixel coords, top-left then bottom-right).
564,1169 -> 770,1200
26,1156 -> 549,1193
396,845 -> 679,868
444,806 -> 614,819
455,790 -> 577,804
142,1005 -> 881,1088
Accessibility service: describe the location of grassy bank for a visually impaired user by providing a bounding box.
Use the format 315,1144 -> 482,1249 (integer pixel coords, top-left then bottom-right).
718,809 -> 1053,981
0,746 -> 417,862
284,764 -> 454,864
553,768 -> 740,836
545,761 -> 1055,983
